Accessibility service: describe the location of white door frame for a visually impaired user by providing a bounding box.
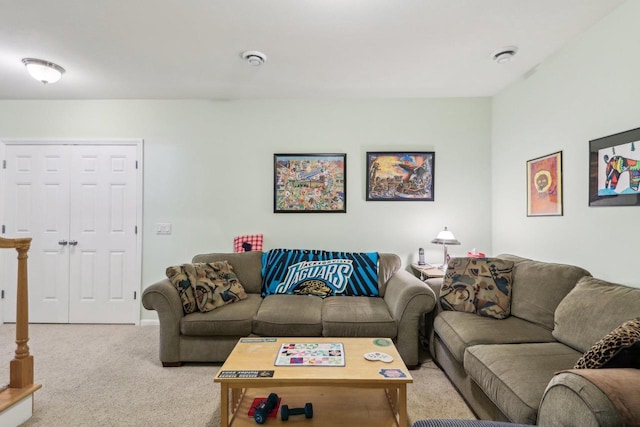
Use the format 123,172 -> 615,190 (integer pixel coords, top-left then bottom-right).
0,139 -> 143,325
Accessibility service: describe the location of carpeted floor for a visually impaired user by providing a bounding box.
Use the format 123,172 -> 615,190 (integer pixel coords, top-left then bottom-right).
0,324 -> 475,426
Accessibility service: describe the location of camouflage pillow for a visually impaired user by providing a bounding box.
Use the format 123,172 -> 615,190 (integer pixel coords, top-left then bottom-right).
439,257 -> 515,319
166,261 -> 247,314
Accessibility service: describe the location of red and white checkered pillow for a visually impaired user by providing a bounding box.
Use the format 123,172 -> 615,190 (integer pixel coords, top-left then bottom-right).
234,234 -> 264,252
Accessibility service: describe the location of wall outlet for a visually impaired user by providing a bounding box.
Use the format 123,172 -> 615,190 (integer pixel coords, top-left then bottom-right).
155,223 -> 172,235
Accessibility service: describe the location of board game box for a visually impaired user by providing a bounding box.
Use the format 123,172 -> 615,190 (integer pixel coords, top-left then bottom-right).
275,342 -> 345,366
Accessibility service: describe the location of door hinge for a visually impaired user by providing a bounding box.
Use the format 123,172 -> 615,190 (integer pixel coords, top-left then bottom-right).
1,225 -> 5,234
135,160 -> 138,169
135,225 -> 138,234
2,160 -> 6,169
1,290 -> 4,299
134,291 -> 137,300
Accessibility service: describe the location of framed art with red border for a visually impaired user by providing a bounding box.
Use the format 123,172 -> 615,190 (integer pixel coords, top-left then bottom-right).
526,151 -> 563,217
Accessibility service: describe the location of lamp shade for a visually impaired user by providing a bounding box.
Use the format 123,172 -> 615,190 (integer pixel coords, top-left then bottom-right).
22,58 -> 65,84
431,226 -> 460,245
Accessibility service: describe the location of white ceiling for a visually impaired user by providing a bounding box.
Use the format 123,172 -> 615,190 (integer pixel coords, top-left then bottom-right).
0,0 -> 626,100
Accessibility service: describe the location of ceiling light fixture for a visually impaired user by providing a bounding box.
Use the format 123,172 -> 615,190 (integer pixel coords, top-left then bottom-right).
241,51 -> 267,66
491,47 -> 518,64
22,58 -> 65,84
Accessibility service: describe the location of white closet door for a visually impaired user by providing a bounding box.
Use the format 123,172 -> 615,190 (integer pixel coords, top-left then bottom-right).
3,144 -> 71,323
2,142 -> 140,324
68,145 -> 138,323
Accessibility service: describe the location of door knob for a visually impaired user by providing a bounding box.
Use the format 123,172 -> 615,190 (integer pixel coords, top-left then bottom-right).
69,240 -> 78,246
58,240 -> 68,246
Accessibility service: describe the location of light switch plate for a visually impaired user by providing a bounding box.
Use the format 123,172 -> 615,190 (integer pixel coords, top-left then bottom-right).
155,223 -> 172,235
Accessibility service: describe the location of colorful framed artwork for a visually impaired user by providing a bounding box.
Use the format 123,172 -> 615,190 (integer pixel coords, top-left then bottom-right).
274,153 -> 346,213
526,151 -> 563,216
589,127 -> 640,207
366,152 -> 435,201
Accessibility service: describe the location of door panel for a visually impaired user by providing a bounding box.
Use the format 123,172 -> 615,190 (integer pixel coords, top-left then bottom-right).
68,145 -> 138,323
3,144 -> 70,323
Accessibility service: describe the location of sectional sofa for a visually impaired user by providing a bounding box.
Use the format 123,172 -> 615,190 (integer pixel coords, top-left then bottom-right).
142,250 -> 437,367
425,254 -> 640,426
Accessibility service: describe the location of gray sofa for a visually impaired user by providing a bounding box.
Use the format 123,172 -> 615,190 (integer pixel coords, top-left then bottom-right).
426,254 -> 640,426
142,251 -> 437,367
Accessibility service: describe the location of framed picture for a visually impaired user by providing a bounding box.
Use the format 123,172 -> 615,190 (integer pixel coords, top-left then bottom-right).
589,127 -> 640,207
274,153 -> 346,213
366,152 -> 435,201
526,151 -> 563,216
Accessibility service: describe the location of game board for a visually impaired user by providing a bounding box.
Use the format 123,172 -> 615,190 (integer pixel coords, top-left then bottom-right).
275,342 -> 345,366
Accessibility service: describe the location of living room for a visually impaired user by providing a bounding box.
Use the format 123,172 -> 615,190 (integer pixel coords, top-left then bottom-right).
1,1 -> 639,426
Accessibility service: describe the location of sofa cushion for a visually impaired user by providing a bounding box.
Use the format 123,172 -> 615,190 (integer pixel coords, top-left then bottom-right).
553,277 -> 640,353
253,294 -> 323,336
192,251 -> 264,294
464,342 -> 583,425
434,311 -> 555,363
574,317 -> 640,369
261,249 -> 380,297
166,262 -> 247,313
321,296 -> 397,337
180,294 -> 263,336
440,257 -> 514,319
500,255 -> 590,330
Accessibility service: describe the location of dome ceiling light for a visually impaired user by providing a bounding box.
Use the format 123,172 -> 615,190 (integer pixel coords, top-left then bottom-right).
241,51 -> 267,66
491,47 -> 518,64
22,58 -> 66,84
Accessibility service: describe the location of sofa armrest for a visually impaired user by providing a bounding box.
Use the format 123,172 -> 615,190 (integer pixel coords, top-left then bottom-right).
384,269 -> 437,366
538,369 -> 640,427
141,278 -> 184,365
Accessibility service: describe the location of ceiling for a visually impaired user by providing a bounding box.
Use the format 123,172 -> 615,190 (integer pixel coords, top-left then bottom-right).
0,0 -> 626,100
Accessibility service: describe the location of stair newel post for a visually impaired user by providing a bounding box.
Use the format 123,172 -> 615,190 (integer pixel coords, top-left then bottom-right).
9,237 -> 34,389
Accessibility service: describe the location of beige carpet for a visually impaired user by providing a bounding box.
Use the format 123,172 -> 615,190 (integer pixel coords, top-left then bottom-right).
0,324 -> 475,426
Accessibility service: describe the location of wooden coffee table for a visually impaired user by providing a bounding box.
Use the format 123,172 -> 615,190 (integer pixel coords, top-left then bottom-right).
214,337 -> 413,426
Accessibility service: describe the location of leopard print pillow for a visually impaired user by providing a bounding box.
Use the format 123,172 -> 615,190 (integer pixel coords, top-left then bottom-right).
574,317 -> 640,369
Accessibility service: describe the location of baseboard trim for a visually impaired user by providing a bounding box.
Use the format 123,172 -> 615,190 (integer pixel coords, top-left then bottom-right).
140,319 -> 159,326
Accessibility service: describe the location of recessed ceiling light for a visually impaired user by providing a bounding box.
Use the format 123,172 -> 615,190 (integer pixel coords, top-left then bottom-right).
491,47 -> 518,64
241,51 -> 267,66
22,58 -> 66,84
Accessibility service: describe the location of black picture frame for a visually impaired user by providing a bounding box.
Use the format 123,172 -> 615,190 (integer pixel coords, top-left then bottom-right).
274,153 -> 347,213
366,151 -> 435,201
589,127 -> 640,207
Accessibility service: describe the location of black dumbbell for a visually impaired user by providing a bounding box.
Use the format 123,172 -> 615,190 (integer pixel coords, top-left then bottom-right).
254,393 -> 279,424
281,403 -> 313,421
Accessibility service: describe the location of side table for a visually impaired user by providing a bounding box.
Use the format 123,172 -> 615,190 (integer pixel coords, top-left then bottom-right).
410,263 -> 445,281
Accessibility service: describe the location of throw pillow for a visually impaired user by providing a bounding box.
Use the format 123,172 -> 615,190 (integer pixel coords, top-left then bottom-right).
261,249 -> 379,298
439,257 -> 515,319
166,261 -> 247,314
574,317 -> 640,369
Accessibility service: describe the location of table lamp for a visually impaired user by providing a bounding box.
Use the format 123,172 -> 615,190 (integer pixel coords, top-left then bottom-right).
431,226 -> 461,270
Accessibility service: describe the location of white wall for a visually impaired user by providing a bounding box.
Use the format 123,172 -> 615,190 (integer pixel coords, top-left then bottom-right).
492,0 -> 639,286
0,98 -> 492,320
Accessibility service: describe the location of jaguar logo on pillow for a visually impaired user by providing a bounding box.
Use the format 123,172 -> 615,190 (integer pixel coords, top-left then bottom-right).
261,249 -> 379,297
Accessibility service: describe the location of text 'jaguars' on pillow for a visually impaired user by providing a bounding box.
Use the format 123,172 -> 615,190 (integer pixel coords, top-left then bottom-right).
261,249 -> 379,298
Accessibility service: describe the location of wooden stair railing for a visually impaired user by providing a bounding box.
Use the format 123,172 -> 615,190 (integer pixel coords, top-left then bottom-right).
0,236 -> 41,415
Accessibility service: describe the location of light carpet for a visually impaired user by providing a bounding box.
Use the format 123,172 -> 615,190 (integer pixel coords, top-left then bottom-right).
0,324 -> 475,426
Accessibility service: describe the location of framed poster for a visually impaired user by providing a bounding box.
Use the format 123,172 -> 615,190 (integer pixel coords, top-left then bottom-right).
366,151 -> 435,201
589,127 -> 640,207
526,151 -> 563,216
274,153 -> 346,213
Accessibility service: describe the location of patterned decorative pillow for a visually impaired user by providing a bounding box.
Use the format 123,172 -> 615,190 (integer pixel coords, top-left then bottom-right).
166,261 -> 247,314
439,257 -> 515,319
261,249 -> 379,298
574,317 -> 640,369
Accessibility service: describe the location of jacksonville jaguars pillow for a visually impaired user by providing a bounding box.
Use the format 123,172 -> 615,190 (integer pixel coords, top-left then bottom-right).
261,249 -> 379,298
574,317 -> 640,369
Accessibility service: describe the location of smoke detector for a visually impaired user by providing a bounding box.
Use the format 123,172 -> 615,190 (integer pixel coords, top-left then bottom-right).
241,51 -> 267,66
491,46 -> 518,64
